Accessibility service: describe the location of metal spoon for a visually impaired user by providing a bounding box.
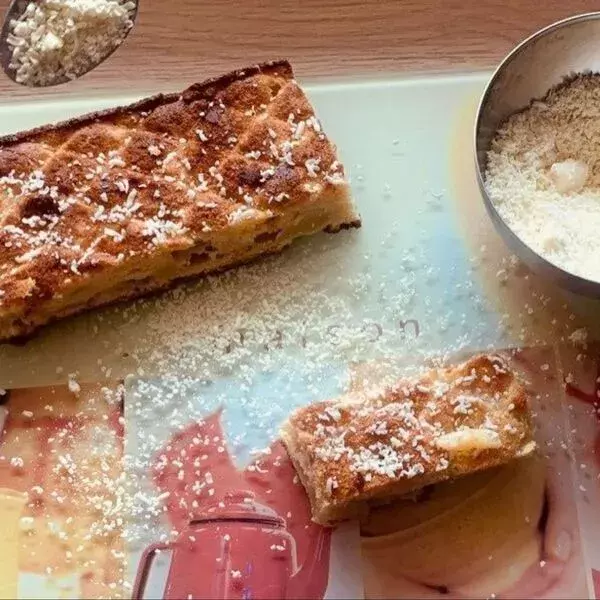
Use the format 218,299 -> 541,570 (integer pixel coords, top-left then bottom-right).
0,0 -> 139,87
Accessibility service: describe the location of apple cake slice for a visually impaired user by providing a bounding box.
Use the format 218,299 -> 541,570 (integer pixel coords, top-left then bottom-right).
281,354 -> 535,525
0,60 -> 359,342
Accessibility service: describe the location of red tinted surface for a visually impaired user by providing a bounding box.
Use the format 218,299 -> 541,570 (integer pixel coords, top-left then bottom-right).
565,356 -> 600,469
152,409 -> 332,599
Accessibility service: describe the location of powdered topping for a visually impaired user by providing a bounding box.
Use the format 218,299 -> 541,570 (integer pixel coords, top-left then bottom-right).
486,74 -> 600,283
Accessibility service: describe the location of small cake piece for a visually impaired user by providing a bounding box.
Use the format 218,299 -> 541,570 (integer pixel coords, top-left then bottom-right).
0,60 -> 360,342
281,354 -> 535,525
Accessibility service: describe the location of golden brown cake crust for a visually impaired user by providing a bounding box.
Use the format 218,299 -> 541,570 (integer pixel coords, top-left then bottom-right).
0,60 -> 360,342
0,61 -> 291,145
280,354 -> 536,525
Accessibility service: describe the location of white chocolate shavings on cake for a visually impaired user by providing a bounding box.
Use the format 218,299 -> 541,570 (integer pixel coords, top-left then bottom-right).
307,357 -> 523,491
485,74 -> 600,283
7,0 -> 136,86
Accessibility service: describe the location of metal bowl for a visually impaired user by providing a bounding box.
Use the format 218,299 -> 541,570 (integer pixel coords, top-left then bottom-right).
474,12 -> 600,298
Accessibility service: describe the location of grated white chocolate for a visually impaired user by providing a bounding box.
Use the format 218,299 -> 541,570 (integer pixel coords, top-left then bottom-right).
7,0 -> 136,86
486,74 -> 600,283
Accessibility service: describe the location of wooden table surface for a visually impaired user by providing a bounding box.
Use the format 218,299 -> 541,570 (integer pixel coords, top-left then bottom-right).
0,0 -> 598,99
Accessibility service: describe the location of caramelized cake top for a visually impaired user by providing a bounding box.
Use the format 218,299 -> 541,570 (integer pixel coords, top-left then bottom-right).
0,60 -> 352,318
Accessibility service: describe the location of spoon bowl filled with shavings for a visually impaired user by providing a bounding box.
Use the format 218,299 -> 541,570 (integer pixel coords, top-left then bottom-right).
1,0 -> 138,87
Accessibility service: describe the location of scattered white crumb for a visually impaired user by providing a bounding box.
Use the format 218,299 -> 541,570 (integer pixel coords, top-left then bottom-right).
568,327 -> 588,346
10,456 -> 24,469
67,373 -> 81,395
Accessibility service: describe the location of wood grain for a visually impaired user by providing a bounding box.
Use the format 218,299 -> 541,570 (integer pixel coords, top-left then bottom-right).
0,0 -> 598,100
